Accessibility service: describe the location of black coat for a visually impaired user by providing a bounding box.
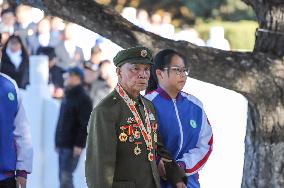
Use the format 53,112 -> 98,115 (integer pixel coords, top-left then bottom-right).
0,51 -> 29,89
49,65 -> 64,88
55,85 -> 93,148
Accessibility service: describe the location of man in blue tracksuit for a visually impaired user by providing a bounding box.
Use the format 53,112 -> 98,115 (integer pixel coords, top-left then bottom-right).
0,33 -> 33,188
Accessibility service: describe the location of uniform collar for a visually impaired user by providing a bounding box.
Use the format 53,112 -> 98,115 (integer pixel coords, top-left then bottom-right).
156,86 -> 182,101
126,90 -> 143,106
115,86 -> 143,106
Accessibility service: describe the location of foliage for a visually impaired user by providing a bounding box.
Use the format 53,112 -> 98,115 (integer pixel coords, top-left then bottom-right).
184,0 -> 255,21
96,0 -> 256,25
194,20 -> 258,50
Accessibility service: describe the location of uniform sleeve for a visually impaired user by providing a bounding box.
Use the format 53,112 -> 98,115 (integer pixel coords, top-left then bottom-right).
177,110 -> 213,176
13,89 -> 33,174
85,107 -> 117,188
75,95 -> 93,148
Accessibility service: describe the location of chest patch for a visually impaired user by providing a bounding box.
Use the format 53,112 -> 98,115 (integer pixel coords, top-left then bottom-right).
189,119 -> 197,128
8,92 -> 15,101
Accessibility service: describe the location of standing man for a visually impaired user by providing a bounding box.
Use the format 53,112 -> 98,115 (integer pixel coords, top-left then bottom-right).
55,67 -> 93,188
0,34 -> 33,188
85,46 -> 187,188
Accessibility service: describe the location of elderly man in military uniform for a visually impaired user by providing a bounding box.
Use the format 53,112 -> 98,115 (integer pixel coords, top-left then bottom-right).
85,46 -> 187,188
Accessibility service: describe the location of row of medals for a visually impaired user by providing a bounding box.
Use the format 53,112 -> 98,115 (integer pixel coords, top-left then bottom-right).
119,127 -> 157,161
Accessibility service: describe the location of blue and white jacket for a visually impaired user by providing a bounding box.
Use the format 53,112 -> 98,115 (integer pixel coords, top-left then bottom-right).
0,73 -> 33,181
145,87 -> 213,188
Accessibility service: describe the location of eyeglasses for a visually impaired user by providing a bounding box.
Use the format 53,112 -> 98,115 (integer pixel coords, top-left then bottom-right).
163,66 -> 189,76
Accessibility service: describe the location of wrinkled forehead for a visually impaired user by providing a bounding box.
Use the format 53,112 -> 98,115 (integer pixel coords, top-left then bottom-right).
122,62 -> 151,68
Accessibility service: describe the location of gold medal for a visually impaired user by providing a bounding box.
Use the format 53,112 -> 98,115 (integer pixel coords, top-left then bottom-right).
119,132 -> 128,142
134,145 -> 142,155
148,152 -> 154,161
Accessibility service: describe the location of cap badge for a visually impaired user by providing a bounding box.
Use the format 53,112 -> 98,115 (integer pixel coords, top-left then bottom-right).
141,49 -> 147,57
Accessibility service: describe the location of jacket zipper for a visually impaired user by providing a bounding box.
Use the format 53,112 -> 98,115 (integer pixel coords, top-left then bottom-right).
172,99 -> 183,158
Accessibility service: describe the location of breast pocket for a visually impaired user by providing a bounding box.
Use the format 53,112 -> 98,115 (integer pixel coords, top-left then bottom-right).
113,181 -> 135,188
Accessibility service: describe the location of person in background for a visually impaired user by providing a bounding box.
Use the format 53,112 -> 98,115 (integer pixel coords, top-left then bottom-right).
55,66 -> 92,188
206,26 -> 230,51
37,46 -> 64,98
89,45 -> 102,69
0,34 -> 29,89
14,5 -> 37,50
28,17 -> 53,54
54,23 -> 84,69
160,12 -> 174,39
150,12 -> 162,35
174,27 -> 205,47
136,9 -> 152,31
83,45 -> 102,90
89,59 -> 117,107
0,24 -> 11,45
50,16 -> 65,47
0,32 -> 33,188
145,49 -> 213,188
0,8 -> 16,35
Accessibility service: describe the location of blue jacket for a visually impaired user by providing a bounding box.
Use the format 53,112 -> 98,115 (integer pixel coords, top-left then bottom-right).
145,87 -> 213,188
0,73 -> 33,181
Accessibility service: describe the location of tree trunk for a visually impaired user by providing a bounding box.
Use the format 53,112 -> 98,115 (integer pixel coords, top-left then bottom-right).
240,1 -> 284,187
13,0 -> 284,187
244,0 -> 284,56
242,100 -> 284,188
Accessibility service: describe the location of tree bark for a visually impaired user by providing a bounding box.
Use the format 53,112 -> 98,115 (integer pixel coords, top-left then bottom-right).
243,0 -> 284,56
13,0 -> 284,187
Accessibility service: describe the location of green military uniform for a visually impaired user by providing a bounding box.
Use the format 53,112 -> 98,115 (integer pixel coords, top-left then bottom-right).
85,47 -> 186,188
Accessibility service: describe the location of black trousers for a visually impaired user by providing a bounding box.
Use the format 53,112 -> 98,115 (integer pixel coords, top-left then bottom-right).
0,177 -> 16,188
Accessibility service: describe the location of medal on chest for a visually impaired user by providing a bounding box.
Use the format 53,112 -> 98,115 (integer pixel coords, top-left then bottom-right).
119,126 -> 128,142
116,84 -> 154,161
134,142 -> 142,155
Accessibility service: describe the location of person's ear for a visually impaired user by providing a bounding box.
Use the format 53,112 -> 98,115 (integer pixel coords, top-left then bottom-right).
116,67 -> 121,78
156,69 -> 163,80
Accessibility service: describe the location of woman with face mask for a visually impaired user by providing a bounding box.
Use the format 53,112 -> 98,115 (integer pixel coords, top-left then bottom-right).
145,49 -> 213,188
0,35 -> 29,89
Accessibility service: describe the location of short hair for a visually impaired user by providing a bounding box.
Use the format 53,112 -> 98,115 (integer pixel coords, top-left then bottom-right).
1,8 -> 15,17
91,45 -> 102,55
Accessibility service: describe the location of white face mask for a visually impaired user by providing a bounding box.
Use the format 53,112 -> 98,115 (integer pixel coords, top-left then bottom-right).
6,48 -> 23,70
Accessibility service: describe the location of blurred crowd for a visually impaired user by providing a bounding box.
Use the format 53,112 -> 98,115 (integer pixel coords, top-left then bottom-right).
0,3 -> 230,106
0,3 -> 118,107
122,7 -> 230,49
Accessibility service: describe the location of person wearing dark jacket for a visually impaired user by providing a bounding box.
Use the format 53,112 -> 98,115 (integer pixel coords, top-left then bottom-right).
0,35 -> 29,89
55,66 -> 92,188
37,46 -> 64,98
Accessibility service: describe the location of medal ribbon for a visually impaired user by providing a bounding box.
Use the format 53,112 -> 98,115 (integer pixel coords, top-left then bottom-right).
115,84 -> 153,153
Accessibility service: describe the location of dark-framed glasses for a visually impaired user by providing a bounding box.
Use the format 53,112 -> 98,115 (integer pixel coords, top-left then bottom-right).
164,66 -> 189,76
